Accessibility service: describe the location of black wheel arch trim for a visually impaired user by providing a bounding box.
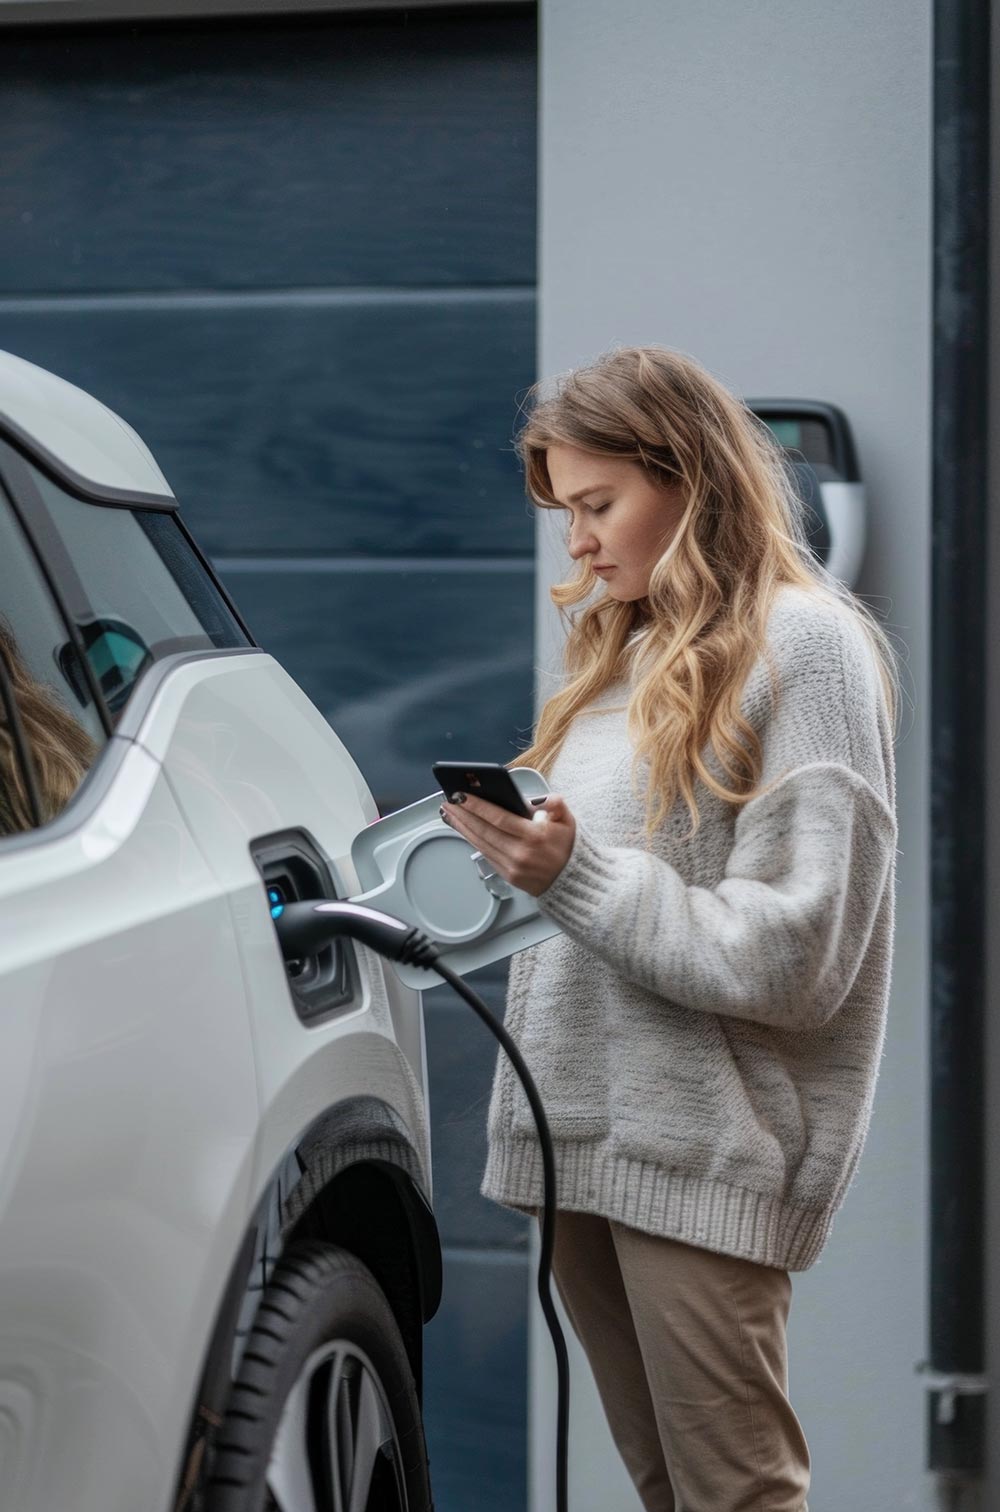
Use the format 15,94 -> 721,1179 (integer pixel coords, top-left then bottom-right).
276,1093 -> 442,1325
171,1095 -> 440,1512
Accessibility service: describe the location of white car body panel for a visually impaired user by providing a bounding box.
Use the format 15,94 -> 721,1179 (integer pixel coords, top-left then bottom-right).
0,746 -> 258,1512
0,654 -> 432,1512
135,652 -> 433,1202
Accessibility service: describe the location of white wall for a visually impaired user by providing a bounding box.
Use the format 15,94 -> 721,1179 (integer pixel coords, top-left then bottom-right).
530,3 -> 936,1509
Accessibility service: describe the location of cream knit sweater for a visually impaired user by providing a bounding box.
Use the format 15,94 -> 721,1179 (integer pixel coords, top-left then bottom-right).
480,584 -> 899,1272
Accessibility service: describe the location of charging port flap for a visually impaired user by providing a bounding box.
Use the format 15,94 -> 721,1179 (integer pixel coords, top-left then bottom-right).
347,766 -> 563,990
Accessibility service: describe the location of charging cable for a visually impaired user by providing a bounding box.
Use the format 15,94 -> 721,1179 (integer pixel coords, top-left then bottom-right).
272,898 -> 571,1512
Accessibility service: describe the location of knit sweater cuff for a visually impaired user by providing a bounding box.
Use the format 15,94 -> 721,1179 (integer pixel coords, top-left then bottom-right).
536,820 -> 624,930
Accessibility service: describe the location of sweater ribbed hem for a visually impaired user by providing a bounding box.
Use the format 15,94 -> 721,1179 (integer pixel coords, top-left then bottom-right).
481,1135 -> 836,1272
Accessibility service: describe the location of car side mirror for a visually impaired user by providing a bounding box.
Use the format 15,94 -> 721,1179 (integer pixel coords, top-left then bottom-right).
56,616 -> 152,715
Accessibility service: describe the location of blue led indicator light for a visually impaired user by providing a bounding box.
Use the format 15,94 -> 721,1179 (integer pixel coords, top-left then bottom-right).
270,903 -> 284,919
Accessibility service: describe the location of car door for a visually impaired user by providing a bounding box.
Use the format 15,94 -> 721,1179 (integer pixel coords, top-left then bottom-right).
0,443 -> 261,1512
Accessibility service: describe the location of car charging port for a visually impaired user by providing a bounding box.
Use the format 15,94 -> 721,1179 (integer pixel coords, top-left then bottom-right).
266,880 -> 307,977
250,828 -> 360,1025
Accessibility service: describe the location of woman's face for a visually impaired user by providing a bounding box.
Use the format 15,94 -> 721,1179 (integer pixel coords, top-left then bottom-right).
545,442 -> 687,603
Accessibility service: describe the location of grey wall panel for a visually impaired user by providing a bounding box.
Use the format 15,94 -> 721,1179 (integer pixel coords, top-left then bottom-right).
216,563 -> 536,811
0,292 -> 536,555
0,13 -> 537,293
533,2 -> 927,1509
424,969 -> 529,1251
423,1250 -> 528,1512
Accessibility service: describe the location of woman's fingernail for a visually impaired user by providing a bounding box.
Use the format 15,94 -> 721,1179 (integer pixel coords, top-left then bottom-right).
450,791 -> 467,805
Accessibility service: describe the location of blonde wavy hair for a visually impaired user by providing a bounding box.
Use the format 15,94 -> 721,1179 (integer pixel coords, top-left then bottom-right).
505,344 -> 902,847
0,619 -> 98,835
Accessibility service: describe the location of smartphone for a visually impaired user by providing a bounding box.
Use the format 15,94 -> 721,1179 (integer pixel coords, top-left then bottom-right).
432,761 -> 544,820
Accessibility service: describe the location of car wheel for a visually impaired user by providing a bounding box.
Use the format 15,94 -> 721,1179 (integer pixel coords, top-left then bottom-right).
204,1238 -> 433,1512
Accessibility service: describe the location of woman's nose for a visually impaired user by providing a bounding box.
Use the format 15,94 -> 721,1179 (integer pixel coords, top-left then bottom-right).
568,523 -> 599,558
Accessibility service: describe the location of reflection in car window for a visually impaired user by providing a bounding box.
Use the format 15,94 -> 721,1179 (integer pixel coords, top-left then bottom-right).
0,506 -> 106,837
28,462 -> 249,718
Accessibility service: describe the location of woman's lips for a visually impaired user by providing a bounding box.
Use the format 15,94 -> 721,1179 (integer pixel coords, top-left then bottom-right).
593,564 -> 616,574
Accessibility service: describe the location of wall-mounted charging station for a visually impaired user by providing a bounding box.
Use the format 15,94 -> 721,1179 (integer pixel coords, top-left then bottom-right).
746,400 -> 866,588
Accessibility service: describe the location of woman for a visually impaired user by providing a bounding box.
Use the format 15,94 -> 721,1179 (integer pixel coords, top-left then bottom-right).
439,344 -> 900,1512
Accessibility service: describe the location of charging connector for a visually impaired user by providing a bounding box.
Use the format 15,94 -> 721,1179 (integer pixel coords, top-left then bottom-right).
271,896 -> 571,1512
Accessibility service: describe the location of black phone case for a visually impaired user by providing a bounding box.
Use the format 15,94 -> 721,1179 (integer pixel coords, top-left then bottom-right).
432,761 -> 534,819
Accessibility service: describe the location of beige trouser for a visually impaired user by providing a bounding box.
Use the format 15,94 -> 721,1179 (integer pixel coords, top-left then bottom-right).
537,1209 -> 811,1512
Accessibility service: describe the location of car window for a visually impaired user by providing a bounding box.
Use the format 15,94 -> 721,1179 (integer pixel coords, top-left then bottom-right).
0,500 -> 107,838
27,461 -> 250,718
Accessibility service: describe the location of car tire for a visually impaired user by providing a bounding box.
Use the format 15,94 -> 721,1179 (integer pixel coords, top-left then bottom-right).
203,1238 -> 433,1512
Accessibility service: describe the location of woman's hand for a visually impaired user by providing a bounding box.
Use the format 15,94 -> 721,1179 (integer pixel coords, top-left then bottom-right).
439,791 -> 576,898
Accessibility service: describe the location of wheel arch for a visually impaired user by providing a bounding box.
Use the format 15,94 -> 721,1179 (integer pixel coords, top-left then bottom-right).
170,1094 -> 441,1512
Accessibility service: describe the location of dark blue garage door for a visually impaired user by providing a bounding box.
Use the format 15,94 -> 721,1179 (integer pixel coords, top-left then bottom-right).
0,8 -> 536,1509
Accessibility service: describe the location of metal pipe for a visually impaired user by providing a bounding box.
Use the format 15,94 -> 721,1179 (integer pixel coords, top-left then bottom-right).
924,0 -> 991,1477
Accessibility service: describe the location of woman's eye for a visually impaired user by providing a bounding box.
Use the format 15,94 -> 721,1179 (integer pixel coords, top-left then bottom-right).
563,502 -> 610,532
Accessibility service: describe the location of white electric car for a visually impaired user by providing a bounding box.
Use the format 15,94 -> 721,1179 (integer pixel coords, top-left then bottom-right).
0,350 -> 462,1512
